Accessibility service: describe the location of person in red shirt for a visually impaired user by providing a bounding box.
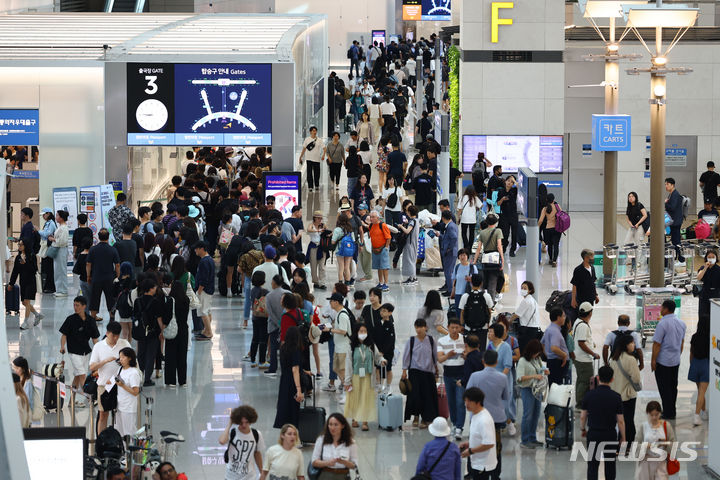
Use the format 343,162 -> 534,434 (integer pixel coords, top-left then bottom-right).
280,293 -> 303,342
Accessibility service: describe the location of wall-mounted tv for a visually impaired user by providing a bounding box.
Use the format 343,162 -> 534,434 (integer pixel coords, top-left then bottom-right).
463,135 -> 564,174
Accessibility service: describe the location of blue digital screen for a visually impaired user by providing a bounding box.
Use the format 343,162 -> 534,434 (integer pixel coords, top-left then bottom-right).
0,109 -> 39,145
127,63 -> 272,146
422,0 -> 451,20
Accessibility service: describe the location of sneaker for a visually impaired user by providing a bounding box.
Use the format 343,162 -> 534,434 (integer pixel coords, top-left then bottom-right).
33,312 -> 44,326
700,410 -> 709,421
375,283 -> 383,290
401,278 -> 415,285
180,383 -> 187,388
532,440 -> 544,447
19,320 -> 30,330
53,292 -> 68,297
694,414 -> 703,426
337,393 -> 346,404
251,362 -> 258,368
95,315 -> 104,323
308,188 -> 313,193
520,442 -> 537,450
381,284 -> 389,292
258,362 -> 270,369
264,371 -> 278,378
242,355 -> 252,362
454,427 -> 463,441
143,381 -> 156,387
316,371 -> 324,378
166,384 -> 176,388
410,278 -> 419,285
322,384 -> 336,392
507,422 -> 517,436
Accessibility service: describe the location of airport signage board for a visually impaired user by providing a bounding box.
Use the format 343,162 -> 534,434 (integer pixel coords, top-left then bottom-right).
591,114 -> 631,151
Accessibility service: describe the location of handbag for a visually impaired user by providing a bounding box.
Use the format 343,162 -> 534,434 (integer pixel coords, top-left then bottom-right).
83,374 -> 98,400
38,243 -> 48,258
100,367 -> 122,411
163,297 -> 178,340
46,246 -> 59,259
307,443 -> 323,480
664,422 -> 680,475
186,280 -> 201,310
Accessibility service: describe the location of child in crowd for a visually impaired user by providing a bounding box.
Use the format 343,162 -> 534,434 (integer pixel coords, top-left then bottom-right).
374,303 -> 396,386
351,291 -> 366,321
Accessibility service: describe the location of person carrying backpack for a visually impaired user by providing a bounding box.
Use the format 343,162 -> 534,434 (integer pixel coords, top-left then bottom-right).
602,314 -> 644,370
332,213 -> 356,286
458,274 -> 493,350
664,177 -> 685,263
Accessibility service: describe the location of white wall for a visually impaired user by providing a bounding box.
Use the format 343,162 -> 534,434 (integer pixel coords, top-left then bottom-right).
0,0 -> 53,13
0,67 -> 105,208
276,0 -> 392,67
565,42 -> 720,212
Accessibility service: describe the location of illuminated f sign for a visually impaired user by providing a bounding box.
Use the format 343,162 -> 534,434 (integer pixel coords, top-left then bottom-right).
491,2 -> 514,43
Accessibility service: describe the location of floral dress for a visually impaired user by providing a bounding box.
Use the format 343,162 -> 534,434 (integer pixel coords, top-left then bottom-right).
375,144 -> 389,173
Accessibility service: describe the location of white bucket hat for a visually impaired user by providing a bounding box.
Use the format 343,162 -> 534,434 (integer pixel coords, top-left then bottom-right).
428,417 -> 451,438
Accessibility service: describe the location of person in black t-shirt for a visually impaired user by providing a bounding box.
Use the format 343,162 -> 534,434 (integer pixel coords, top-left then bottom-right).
387,142 -> 407,185
114,223 -> 138,267
87,229 -> 121,321
497,176 -> 519,256
72,213 -> 93,259
59,296 -> 100,392
571,249 -> 599,314
624,192 -> 648,246
285,206 -> 305,254
413,164 -> 434,211
699,161 -> 720,206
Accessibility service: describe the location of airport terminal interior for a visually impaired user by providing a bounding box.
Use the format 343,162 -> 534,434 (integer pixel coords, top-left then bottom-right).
3,0 -> 720,479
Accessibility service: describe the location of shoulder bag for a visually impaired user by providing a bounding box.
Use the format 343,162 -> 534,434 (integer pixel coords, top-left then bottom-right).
100,366 -> 122,411
185,278 -> 201,310
412,441 -> 451,480
481,229 -> 501,265
307,442 -> 323,480
665,421 -> 680,475
163,297 -> 178,340
615,355 -> 642,391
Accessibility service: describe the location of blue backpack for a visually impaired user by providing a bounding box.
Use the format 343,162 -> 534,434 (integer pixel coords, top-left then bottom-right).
337,231 -> 356,257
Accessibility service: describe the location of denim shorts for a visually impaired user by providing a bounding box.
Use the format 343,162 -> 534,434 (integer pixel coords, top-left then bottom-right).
372,247 -> 390,270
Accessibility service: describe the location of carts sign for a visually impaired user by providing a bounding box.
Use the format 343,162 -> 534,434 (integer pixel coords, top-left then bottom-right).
591,114 -> 632,151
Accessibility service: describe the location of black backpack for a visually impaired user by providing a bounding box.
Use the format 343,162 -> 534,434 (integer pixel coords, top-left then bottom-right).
224,427 -> 259,463
463,290 -> 490,331
610,329 -> 635,356
347,47 -> 353,59
387,186 -> 399,209
545,290 -> 570,312
115,288 -> 134,319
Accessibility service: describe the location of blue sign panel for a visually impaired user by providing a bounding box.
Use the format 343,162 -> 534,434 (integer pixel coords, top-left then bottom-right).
591,114 -> 631,151
0,109 -> 39,145
539,180 -> 563,188
12,169 -> 39,179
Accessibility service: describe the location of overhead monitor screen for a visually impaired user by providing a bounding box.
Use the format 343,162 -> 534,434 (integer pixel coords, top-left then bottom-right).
462,135 -> 563,174
24,427 -> 86,480
127,63 -> 272,146
404,0 -> 451,20
0,109 -> 39,144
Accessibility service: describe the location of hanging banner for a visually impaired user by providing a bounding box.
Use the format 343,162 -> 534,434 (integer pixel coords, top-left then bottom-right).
99,184 -> 116,243
80,185 -> 102,243
52,187 -> 79,232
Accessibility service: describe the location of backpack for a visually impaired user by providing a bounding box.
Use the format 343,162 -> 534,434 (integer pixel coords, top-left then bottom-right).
680,195 -> 691,220
224,427 -> 259,464
347,47 -> 353,59
555,204 -> 571,233
31,230 -> 42,254
609,329 -> 635,356
387,187 -> 399,209
319,229 -> 335,252
545,290 -> 571,312
115,288 -> 134,319
337,231 -> 356,257
463,290 -> 490,331
238,249 -> 264,276
471,160 -> 486,178
218,226 -> 235,250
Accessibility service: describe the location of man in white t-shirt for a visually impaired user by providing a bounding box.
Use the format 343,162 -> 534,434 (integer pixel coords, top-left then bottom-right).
379,96 -> 397,133
437,318 -> 466,439
573,302 -> 600,409
323,293 -> 352,404
88,321 -> 131,434
219,405 -> 265,480
460,387 -> 497,479
298,126 -> 326,192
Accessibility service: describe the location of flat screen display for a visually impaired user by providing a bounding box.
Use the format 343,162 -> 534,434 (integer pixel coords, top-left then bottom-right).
462,135 -> 563,174
0,109 -> 39,144
421,0 -> 451,20
127,63 -> 272,146
312,78 -> 324,115
24,427 -> 86,480
372,30 -> 386,46
263,171 -> 301,219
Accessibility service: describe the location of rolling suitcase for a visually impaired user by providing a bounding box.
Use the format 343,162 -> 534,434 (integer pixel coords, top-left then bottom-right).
377,365 -> 403,431
298,374 -> 325,444
43,374 -> 65,412
544,399 -> 573,450
5,284 -> 20,315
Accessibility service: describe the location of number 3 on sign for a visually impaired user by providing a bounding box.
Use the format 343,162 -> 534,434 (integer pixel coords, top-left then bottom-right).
145,75 -> 158,95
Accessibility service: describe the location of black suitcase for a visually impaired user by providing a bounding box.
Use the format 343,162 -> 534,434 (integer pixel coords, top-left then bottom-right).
545,400 -> 573,450
298,375 -> 325,444
5,284 -> 20,315
43,374 -> 65,412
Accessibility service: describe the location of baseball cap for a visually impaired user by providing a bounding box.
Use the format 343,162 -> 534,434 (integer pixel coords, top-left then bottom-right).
578,302 -> 594,314
327,293 -> 344,303
188,205 -> 200,218
358,203 -> 369,211
41,207 -> 52,214
264,245 -> 277,259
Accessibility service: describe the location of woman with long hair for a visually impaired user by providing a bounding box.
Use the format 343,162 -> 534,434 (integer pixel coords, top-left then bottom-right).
306,211 -> 327,291
416,290 -> 448,342
636,401 -> 676,480
381,175 -> 406,227
350,90 -> 365,124
311,413 -> 358,480
260,424 -> 304,480
247,271 -> 270,368
376,135 -> 390,193
516,339 -> 547,448
115,347 -> 142,436
538,193 -> 560,267
39,209 -> 57,293
688,318 -> 710,426
625,191 -> 648,245
144,232 -> 159,258
696,249 -> 720,320
358,140 -> 373,185
12,356 -> 36,416
457,185 -> 480,251
609,334 -> 642,453
332,214 -> 355,284
326,131 -> 345,190
50,210 -> 70,296
160,236 -> 177,271
165,280 -> 190,387
343,323 -> 378,431
349,174 -> 374,215
356,110 -> 374,147
14,373 -> 30,428
344,146 -> 363,197
273,326 -> 305,429
8,237 -> 42,328
397,204 -> 419,286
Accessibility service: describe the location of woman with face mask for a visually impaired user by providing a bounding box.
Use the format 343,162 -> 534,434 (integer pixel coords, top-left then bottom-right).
343,323 -> 380,431
696,249 -> 720,320
509,281 -> 541,354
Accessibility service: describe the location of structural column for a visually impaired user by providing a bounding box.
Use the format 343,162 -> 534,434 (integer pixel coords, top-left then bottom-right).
603,54 -> 619,276
649,71 -> 666,286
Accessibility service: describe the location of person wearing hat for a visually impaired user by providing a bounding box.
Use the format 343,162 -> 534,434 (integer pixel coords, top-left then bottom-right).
415,417 -> 462,480
187,205 -> 205,238
573,301 -> 600,408
38,207 -> 57,293
306,211 -> 327,290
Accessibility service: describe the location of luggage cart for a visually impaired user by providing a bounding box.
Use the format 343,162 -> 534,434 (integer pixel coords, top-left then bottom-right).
635,289 -> 680,348
603,243 -> 638,294
625,244 -> 651,294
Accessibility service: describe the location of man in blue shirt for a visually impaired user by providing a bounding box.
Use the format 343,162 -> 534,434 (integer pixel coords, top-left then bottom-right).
467,350 -> 508,480
349,40 -> 360,78
194,241 -> 215,340
415,417 -> 462,480
19,207 -> 35,242
651,299 -> 686,419
541,307 -> 569,386
664,177 -> 685,262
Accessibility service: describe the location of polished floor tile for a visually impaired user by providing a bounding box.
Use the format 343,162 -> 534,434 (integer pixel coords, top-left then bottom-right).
9,184 -> 712,478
